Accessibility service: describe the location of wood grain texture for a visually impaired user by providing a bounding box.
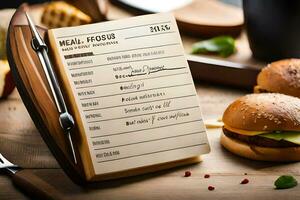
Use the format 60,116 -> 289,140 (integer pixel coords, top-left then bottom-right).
0,175 -> 30,200
12,169 -> 64,200
4,123 -> 300,200
3,169 -> 300,200
7,5 -> 86,184
2,85 -> 300,200
188,55 -> 260,89
0,90 -> 58,168
36,170 -> 300,200
174,0 -> 244,37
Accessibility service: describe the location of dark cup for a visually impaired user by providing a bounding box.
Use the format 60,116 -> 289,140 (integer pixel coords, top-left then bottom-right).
243,0 -> 300,61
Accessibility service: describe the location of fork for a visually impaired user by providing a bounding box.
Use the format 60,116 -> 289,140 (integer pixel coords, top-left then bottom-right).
0,153 -> 64,200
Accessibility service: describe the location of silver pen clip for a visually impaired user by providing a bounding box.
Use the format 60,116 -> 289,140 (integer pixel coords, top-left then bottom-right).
25,12 -> 77,164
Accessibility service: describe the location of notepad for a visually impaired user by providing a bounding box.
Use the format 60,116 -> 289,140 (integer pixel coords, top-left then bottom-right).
48,13 -> 210,181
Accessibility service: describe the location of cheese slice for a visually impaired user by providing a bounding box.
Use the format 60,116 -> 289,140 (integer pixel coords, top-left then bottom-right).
224,125 -> 269,136
204,118 -> 224,128
260,132 -> 300,145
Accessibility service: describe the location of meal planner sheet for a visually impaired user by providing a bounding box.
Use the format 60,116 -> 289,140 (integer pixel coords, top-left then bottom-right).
49,13 -> 210,174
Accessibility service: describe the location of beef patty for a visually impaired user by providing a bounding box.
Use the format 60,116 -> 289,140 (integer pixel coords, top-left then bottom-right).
223,127 -> 299,148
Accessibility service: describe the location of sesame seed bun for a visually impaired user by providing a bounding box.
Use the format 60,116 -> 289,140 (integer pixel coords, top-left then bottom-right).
222,93 -> 300,132
220,132 -> 300,162
254,59 -> 300,98
221,93 -> 300,162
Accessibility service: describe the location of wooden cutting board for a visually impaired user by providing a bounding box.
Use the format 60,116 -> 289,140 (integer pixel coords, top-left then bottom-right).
111,0 -> 244,37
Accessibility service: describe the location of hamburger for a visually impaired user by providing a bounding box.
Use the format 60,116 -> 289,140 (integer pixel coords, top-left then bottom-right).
254,59 -> 300,98
221,93 -> 300,162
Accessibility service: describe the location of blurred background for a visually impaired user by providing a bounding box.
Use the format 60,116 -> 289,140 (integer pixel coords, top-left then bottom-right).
0,0 -> 242,9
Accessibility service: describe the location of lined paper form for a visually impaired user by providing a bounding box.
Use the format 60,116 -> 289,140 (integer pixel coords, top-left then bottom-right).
49,13 -> 210,175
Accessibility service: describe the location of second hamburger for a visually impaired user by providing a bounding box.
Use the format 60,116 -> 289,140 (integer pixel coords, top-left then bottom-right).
254,59 -> 300,98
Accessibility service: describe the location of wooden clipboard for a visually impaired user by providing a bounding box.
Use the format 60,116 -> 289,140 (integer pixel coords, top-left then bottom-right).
7,4 -> 87,184
7,4 -> 204,185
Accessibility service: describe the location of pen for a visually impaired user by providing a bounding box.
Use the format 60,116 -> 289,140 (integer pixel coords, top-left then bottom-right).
25,12 -> 77,164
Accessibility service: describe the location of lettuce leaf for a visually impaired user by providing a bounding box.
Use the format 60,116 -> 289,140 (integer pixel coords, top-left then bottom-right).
259,131 -> 300,145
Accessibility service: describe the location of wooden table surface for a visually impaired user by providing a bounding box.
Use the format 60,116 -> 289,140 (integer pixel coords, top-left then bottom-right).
1,2 -> 300,200
2,86 -> 300,200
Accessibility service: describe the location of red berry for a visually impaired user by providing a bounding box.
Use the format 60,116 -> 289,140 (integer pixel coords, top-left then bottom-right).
241,178 -> 249,184
184,171 -> 191,177
208,186 -> 215,191
204,174 -> 210,178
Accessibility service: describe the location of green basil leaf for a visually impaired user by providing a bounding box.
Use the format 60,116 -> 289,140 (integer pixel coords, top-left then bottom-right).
191,36 -> 236,57
275,175 -> 298,189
